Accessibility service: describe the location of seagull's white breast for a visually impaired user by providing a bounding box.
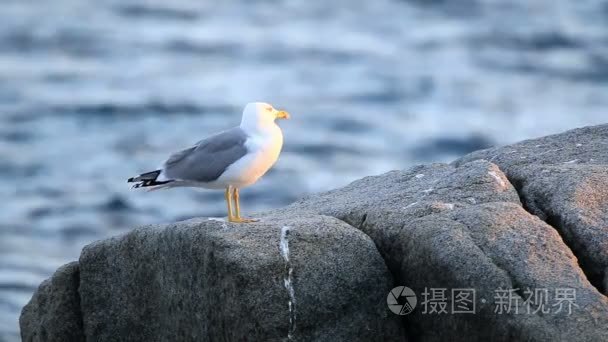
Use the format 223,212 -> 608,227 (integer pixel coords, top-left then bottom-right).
216,125 -> 284,188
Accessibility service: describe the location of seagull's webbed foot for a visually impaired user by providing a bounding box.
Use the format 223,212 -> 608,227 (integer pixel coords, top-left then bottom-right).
228,217 -> 259,223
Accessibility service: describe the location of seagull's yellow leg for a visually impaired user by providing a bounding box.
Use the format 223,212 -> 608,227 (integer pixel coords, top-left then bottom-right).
231,187 -> 258,223
234,187 -> 241,219
225,186 -> 235,222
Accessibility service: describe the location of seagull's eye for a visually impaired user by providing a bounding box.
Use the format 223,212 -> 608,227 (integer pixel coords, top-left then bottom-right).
265,107 -> 273,112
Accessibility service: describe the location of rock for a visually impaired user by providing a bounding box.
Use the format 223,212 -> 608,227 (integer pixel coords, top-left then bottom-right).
456,124 -> 608,293
286,160 -> 608,341
20,262 -> 84,342
20,125 -> 608,341
24,215 -> 404,342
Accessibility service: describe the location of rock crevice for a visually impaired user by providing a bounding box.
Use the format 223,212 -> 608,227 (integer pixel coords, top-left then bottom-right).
457,124 -> 608,296
503,171 -> 605,294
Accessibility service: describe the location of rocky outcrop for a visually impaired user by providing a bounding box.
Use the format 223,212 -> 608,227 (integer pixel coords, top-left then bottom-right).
21,124 -> 608,341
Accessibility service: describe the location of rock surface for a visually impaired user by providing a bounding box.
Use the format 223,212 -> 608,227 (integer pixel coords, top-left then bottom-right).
457,124 -> 608,294
21,124 -> 608,341
286,159 -> 608,341
23,215 -> 403,342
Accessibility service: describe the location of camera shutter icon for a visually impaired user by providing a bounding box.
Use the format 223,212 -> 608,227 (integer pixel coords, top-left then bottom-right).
387,286 -> 417,315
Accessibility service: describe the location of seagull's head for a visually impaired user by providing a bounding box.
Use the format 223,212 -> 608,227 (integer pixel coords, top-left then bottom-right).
240,102 -> 290,131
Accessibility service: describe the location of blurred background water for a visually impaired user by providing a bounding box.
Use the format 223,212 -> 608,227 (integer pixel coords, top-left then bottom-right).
1,0 -> 607,339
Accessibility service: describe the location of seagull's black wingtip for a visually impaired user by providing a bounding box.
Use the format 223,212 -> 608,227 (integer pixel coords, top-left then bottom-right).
127,170 -> 169,189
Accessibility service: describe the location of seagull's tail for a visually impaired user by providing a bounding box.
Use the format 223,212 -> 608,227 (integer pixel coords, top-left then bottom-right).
127,170 -> 173,190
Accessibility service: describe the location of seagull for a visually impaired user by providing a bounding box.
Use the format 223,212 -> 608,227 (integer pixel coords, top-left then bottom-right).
127,102 -> 290,223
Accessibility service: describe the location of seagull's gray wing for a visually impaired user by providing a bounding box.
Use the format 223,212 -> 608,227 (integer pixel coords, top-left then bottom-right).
162,127 -> 249,183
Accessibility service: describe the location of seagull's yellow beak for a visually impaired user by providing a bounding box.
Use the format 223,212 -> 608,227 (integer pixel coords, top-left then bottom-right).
276,110 -> 290,120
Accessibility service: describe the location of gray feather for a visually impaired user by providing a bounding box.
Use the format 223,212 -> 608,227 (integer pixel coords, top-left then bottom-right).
162,127 -> 249,183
